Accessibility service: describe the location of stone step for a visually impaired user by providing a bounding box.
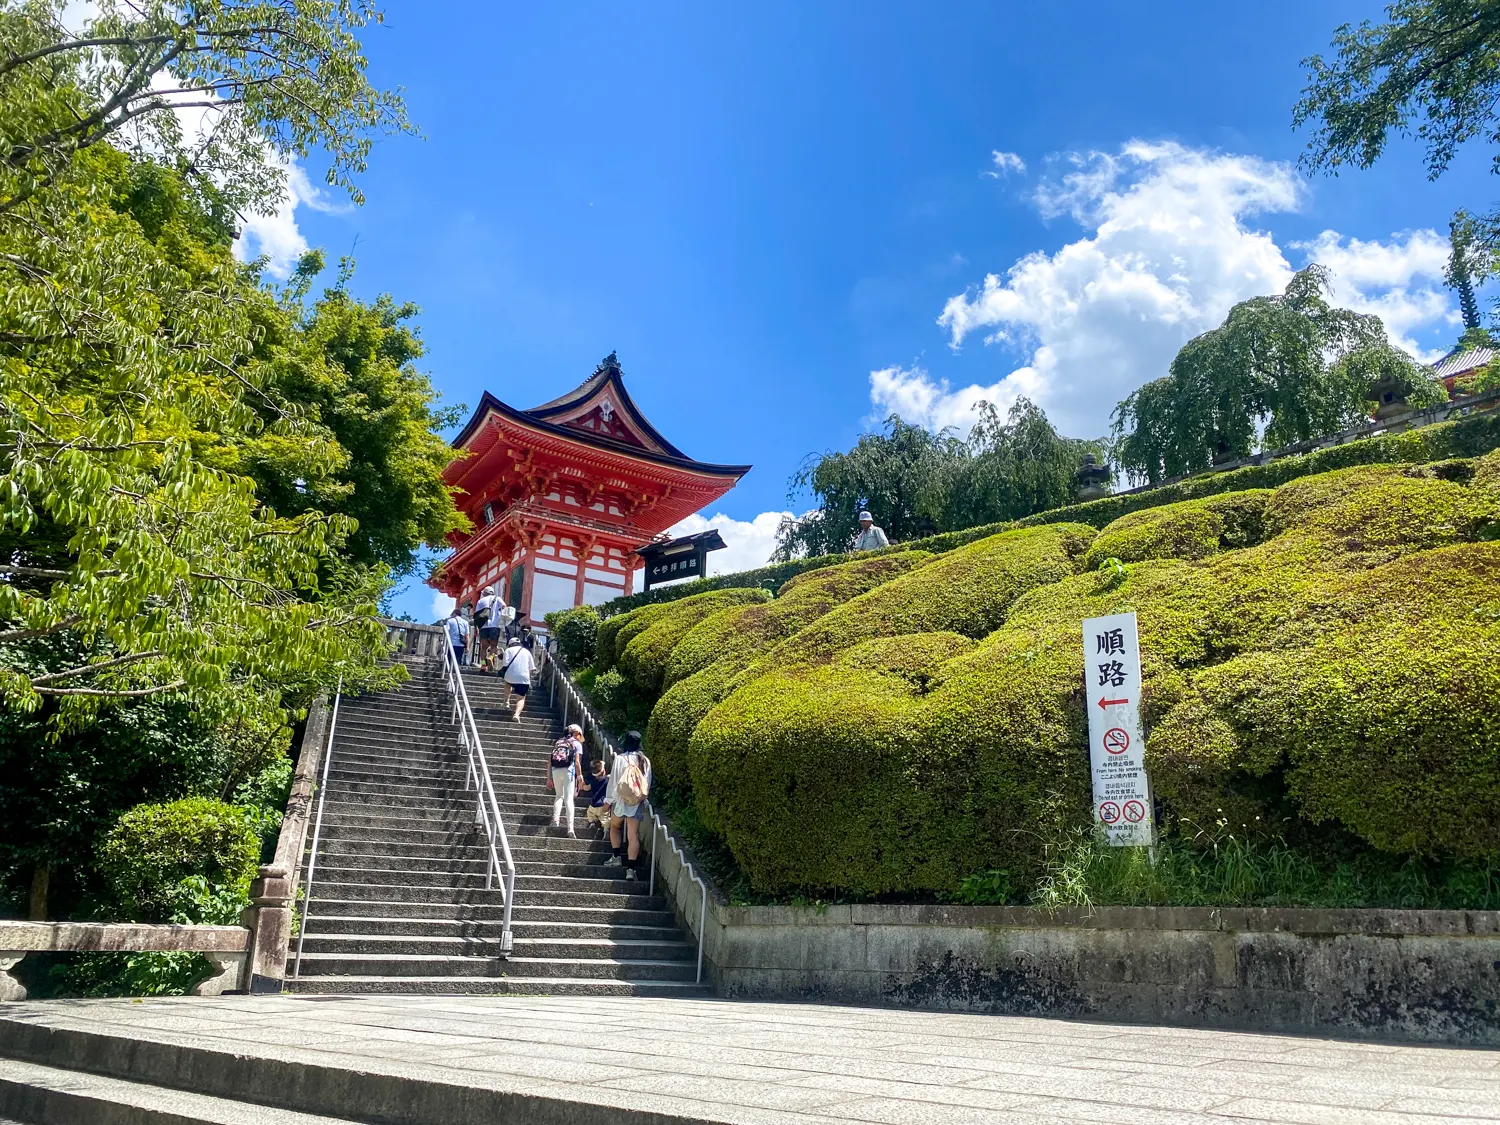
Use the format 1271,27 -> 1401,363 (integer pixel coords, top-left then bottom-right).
283,975 -> 706,996
308,864 -> 643,888
315,840 -> 610,864
304,915 -> 682,940
292,952 -> 697,982
318,800 -> 480,824
306,881 -> 659,908
297,934 -> 693,960
306,900 -> 675,925
0,1057 -> 350,1125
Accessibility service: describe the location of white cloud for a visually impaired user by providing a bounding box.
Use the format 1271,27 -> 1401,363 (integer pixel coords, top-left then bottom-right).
984,151 -> 1027,178
665,510 -> 792,578
431,591 -> 455,620
1297,229 -> 1456,360
869,364 -> 1031,433
876,140 -> 1462,440
236,159 -> 346,278
58,6 -> 335,280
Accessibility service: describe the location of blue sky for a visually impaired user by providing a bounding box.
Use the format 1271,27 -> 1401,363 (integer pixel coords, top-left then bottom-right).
248,1 -> 1500,620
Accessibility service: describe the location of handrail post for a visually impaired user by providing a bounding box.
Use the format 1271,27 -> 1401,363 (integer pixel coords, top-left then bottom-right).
546,644 -> 710,984
292,676 -> 343,979
438,639 -> 516,958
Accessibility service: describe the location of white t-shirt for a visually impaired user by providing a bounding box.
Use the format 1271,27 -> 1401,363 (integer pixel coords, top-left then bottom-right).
502,645 -> 534,685
445,616 -> 469,645
475,593 -> 501,627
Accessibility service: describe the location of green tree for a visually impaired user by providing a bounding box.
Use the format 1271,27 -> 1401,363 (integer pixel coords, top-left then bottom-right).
1295,2 -> 1500,300
775,400 -> 1104,559
1295,1 -> 1500,182
0,1 -> 411,721
1112,267 -> 1420,486
774,416 -> 968,559
948,398 -> 1105,528
236,254 -> 466,577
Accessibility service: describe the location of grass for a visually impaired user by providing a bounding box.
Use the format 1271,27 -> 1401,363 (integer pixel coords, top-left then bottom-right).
1013,827 -> 1500,912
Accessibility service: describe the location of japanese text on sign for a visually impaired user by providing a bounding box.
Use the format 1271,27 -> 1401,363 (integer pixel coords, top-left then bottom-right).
1083,611 -> 1154,846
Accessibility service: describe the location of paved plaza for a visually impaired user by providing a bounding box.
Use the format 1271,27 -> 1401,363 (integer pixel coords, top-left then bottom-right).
2,993 -> 1498,1123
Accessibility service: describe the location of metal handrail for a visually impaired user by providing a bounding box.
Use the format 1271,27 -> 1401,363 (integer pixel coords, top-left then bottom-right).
438,639 -> 517,956
292,676 -> 342,979
538,644 -> 709,984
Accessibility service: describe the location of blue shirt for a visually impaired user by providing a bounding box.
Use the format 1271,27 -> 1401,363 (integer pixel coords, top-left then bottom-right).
584,772 -> 608,807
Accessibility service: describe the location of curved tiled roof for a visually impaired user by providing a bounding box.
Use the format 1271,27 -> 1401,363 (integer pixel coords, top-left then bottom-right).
1432,347 -> 1494,380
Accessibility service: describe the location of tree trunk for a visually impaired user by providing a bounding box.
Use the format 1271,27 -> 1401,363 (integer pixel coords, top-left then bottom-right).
28,863 -> 49,921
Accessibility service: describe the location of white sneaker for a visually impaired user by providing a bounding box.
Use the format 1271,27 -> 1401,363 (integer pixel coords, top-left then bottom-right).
566,829 -> 576,839
625,868 -> 638,881
604,855 -> 623,867
550,818 -> 559,828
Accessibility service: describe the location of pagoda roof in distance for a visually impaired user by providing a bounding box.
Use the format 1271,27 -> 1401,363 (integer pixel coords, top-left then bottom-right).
450,352 -> 750,479
1432,346 -> 1495,381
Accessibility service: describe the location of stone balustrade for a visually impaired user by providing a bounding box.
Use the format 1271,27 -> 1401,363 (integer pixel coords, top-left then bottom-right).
0,922 -> 249,1000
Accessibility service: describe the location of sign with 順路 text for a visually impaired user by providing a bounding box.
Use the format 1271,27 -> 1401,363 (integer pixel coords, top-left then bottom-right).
1083,611 -> 1154,846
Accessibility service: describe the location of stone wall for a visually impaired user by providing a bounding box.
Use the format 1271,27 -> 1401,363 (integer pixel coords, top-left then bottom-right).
646,836 -> 1500,1044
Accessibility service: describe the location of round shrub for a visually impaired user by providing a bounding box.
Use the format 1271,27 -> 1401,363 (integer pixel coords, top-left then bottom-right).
1081,490 -> 1270,570
97,798 -> 260,924
616,587 -> 772,697
646,552 -> 937,785
768,523 -> 1096,673
662,551 -> 933,690
545,604 -> 599,667
1262,463 -> 1497,559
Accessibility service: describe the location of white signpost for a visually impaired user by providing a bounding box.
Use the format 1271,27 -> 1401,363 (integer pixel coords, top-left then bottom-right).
1083,611 -> 1154,846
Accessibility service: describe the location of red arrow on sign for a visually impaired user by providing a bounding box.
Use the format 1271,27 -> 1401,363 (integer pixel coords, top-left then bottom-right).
1097,696 -> 1129,709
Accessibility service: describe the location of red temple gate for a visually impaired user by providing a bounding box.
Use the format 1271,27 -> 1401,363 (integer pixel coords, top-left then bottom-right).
431,354 -> 750,621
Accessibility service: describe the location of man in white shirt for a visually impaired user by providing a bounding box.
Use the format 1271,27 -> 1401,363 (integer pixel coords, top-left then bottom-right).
444,606 -> 470,664
473,586 -> 503,670
852,510 -> 890,552
500,637 -> 535,721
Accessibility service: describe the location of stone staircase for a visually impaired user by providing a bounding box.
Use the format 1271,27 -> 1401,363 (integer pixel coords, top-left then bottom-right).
289,658 -> 703,995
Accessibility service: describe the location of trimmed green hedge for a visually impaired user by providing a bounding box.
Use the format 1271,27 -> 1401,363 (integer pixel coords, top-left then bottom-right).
604,587 -> 773,695
595,409 -> 1500,619
645,551 -> 933,787
97,798 -> 260,925
544,604 -> 600,667
681,455 -> 1500,895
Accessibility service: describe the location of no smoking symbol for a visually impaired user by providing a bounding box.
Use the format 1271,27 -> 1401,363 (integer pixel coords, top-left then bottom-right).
1123,799 -> 1146,823
1098,801 -> 1122,825
1102,727 -> 1130,755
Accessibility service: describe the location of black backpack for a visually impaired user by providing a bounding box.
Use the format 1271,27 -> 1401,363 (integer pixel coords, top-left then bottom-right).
550,738 -> 576,769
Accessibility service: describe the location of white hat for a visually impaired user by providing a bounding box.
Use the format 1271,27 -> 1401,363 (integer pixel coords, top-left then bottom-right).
483,585 -> 495,595
506,636 -> 521,646
858,511 -> 873,521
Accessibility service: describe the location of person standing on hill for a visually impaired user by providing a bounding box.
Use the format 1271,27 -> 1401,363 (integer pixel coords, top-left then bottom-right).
852,511 -> 890,552
606,731 -> 652,881
501,636 -> 535,721
547,723 -> 584,837
474,585 -> 503,671
444,605 -> 470,665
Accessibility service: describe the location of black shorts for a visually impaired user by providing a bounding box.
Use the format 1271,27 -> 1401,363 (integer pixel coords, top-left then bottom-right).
508,682 -> 530,697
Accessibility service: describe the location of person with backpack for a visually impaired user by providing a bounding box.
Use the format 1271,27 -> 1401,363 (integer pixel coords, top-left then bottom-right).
582,758 -> 611,838
473,586 -> 503,671
501,636 -> 535,720
605,730 -> 652,881
547,723 -> 584,837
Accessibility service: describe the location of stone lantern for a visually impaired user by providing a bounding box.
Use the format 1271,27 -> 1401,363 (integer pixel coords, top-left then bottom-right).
1074,454 -> 1112,501
1368,374 -> 1411,422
